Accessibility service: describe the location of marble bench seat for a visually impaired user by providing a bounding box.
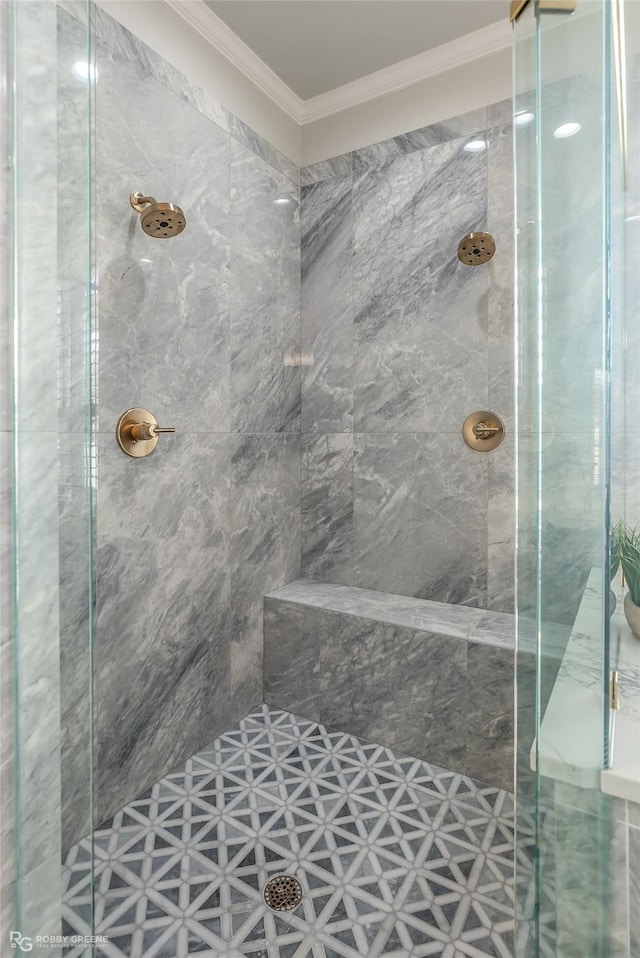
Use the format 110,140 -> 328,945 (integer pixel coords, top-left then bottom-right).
264,579 -> 516,791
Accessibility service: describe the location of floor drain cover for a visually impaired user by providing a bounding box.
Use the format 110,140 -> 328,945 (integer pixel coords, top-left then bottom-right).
263,874 -> 303,911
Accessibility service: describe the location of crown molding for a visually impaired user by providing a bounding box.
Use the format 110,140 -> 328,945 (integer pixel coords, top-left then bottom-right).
165,1 -> 512,127
164,0 -> 304,122
300,20 -> 512,124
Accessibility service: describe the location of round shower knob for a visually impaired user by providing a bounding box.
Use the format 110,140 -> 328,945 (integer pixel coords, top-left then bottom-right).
116,408 -> 176,458
462,411 -> 505,451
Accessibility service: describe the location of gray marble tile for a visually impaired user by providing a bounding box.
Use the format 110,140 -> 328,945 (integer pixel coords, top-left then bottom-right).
513,432 -> 602,627
628,799 -> 640,829
62,0 -> 231,135
230,140 -> 301,433
608,818 -> 630,958
319,613 -> 467,771
59,432 -> 94,851
0,0 -> 10,435
0,429 -> 13,896
552,801 -> 614,957
56,11 -> 95,847
229,434 -> 301,717
630,824 -> 640,956
487,439 -> 515,614
95,39 -> 232,434
352,139 -> 489,433
95,432 -> 232,824
228,113 -> 299,185
619,431 -> 640,533
0,882 -> 14,950
331,591 -> 486,639
301,434 -> 354,584
621,215 -> 640,438
12,0 -> 59,434
301,174 -> 353,433
266,579 -> 490,639
15,432 -> 62,878
301,153 -> 352,186
487,123 -> 515,426
352,108 -> 488,172
263,599 -> 321,721
353,433 -> 488,606
488,99 -> 513,129
266,578 -> 356,609
465,643 -> 514,791
471,610 -> 516,648
22,855 -> 62,952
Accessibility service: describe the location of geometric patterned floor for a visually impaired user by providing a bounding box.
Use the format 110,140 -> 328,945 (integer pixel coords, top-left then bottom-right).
62,705 -> 516,958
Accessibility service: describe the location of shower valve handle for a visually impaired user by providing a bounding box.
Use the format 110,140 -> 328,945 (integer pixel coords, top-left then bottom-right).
462,411 -> 505,451
116,408 -> 175,458
129,422 -> 176,442
472,422 -> 500,439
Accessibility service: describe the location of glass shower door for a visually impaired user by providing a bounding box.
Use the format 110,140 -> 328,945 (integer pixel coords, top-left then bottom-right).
9,1 -> 96,952
513,1 -> 623,956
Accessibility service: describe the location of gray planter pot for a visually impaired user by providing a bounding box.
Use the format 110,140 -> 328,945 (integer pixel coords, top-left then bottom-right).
623,591 -> 640,640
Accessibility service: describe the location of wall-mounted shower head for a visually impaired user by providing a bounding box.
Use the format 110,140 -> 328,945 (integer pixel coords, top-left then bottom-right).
130,191 -> 186,238
457,231 -> 495,266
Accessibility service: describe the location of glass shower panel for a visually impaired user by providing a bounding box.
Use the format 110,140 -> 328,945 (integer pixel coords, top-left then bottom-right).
11,1 -> 95,949
514,1 -> 616,956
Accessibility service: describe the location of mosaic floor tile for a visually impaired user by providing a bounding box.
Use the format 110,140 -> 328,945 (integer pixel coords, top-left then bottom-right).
63,706 -> 515,957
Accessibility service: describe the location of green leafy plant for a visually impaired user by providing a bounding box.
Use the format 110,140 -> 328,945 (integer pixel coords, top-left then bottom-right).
616,523 -> 640,606
611,519 -> 626,581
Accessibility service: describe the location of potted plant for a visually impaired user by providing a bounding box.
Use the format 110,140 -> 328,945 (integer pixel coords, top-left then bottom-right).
618,523 -> 640,639
610,519 -> 625,615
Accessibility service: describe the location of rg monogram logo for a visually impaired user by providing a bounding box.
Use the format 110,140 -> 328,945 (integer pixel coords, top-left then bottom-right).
9,932 -> 33,952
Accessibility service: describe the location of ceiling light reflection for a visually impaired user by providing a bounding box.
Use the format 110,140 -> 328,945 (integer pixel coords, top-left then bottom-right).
72,60 -> 98,82
463,139 -> 487,153
553,122 -> 582,139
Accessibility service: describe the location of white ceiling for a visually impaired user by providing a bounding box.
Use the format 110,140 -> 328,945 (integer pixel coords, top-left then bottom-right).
204,1 -> 509,100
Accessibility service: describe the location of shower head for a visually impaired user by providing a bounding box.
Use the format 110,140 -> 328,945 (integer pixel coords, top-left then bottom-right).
130,191 -> 186,238
457,231 -> 495,266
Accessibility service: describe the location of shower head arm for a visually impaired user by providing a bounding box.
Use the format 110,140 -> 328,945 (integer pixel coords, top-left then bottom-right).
130,192 -> 157,213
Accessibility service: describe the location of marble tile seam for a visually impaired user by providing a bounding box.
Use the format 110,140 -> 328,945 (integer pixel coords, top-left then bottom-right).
92,428 -> 303,435
302,429 -> 498,435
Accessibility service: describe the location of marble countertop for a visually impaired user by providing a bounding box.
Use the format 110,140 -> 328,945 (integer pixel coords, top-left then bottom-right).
533,568 -> 640,802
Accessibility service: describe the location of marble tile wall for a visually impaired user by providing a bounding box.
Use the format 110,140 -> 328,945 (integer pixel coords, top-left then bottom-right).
90,9 -> 301,832
0,0 -> 13,939
300,105 -> 515,612
537,783 -> 640,958
57,5 -> 97,870
264,581 -> 515,790
13,0 -> 64,945
2,3 -> 88,949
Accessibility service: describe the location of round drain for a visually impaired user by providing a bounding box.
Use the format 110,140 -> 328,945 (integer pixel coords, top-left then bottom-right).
263,874 -> 303,912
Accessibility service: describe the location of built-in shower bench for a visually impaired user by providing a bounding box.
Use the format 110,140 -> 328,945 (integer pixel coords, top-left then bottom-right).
263,580 -> 516,791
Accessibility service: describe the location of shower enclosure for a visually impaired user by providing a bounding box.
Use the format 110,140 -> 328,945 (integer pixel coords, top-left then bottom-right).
1,0 -> 638,956
513,0 -> 640,956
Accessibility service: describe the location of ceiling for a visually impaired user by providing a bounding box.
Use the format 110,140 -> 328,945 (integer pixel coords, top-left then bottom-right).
204,1 -> 509,100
